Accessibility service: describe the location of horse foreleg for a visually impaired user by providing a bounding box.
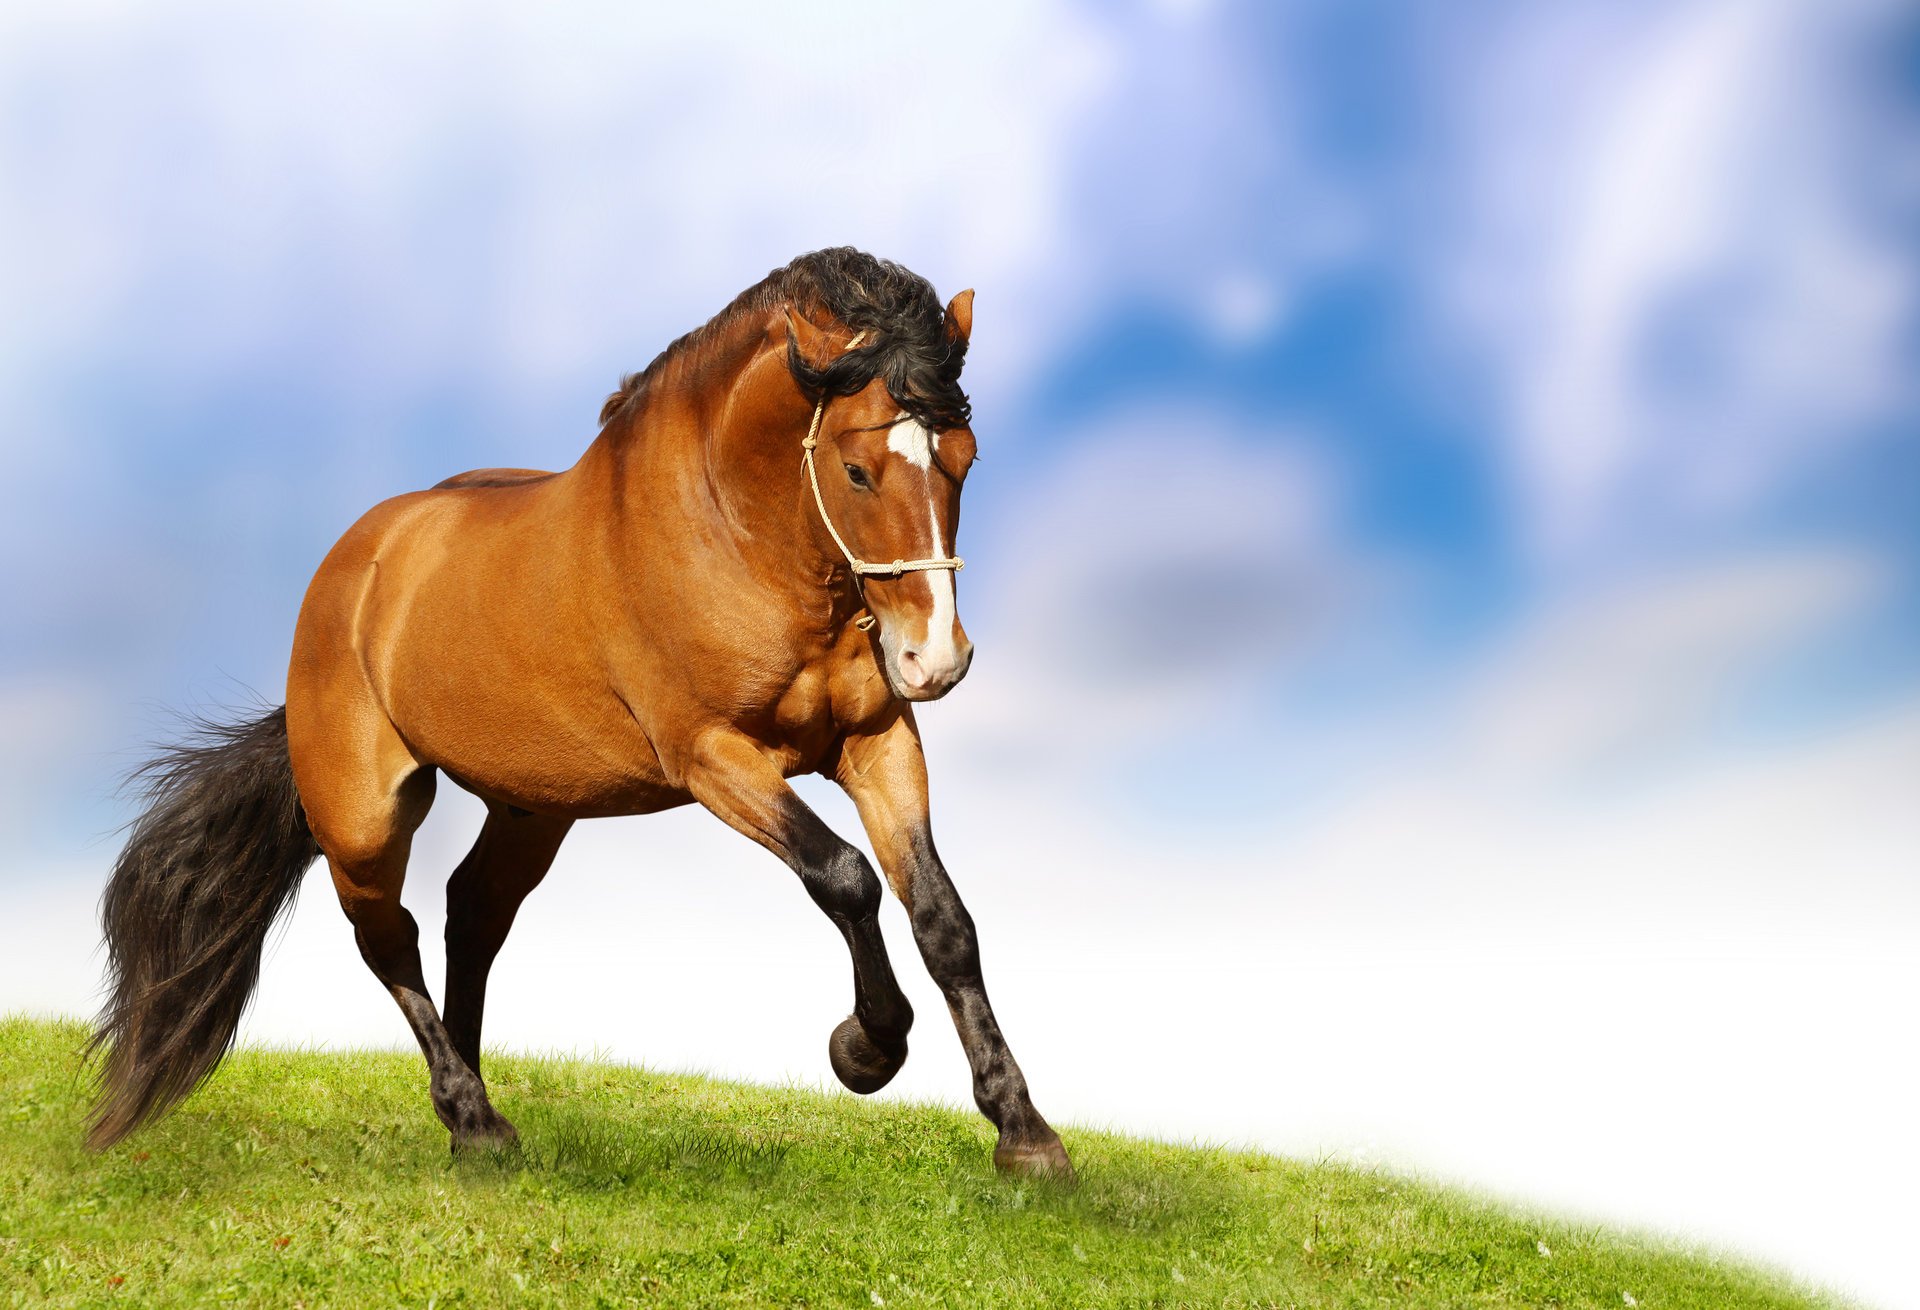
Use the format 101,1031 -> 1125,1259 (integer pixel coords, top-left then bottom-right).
687,729 -> 914,1094
442,807 -> 572,1076
834,711 -> 1073,1179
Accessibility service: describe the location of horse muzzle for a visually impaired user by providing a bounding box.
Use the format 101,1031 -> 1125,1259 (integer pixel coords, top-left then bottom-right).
890,633 -> 974,701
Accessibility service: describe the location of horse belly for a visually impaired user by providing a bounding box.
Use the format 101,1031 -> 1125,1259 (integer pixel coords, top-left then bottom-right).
386,647 -> 683,817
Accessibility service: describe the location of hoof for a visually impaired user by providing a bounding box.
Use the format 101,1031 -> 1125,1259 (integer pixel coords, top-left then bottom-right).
994,1131 -> 1075,1182
828,1014 -> 907,1095
450,1116 -> 520,1158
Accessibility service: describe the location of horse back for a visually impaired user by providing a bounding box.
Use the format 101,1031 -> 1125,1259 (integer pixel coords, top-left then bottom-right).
433,467 -> 555,490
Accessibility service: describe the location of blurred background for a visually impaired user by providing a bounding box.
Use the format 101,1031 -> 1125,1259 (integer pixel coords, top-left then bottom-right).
2,1 -> 1915,1304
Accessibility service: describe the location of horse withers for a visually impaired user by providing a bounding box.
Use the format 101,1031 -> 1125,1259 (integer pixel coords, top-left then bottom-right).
88,248 -> 1072,1179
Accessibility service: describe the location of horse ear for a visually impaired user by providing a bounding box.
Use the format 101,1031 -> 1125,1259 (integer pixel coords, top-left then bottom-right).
784,309 -> 832,367
945,289 -> 974,344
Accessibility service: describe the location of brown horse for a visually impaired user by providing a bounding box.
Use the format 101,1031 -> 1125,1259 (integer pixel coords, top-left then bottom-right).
88,248 -> 1072,1178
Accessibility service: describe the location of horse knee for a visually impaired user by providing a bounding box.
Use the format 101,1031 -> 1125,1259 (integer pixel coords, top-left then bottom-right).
802,841 -> 883,924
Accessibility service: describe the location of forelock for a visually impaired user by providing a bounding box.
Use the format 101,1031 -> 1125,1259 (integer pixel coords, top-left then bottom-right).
777,248 -> 971,433
598,246 -> 971,433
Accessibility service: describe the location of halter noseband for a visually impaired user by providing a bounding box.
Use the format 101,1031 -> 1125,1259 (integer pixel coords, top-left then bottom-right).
799,330 -> 966,582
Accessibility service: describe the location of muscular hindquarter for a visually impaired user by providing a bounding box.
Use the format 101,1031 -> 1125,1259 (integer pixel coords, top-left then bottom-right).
287,476 -> 677,820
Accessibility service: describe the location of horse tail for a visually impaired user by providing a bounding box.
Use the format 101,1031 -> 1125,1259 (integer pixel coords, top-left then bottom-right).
87,705 -> 319,1149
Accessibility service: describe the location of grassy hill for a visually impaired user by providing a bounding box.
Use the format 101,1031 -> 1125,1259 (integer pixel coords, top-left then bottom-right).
1,1016 -> 1841,1308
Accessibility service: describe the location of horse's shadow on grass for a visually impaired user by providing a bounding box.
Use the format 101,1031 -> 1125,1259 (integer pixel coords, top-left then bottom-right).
450,1102 -> 1203,1242
457,1109 -> 795,1191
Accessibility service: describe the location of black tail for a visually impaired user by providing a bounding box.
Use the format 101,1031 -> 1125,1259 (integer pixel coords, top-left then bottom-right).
87,705 -> 319,1149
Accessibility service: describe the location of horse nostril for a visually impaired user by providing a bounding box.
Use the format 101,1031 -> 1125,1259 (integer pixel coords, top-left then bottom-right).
897,648 -> 931,689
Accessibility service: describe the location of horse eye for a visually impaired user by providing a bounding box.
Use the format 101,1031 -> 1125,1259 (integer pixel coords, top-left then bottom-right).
844,463 -> 872,490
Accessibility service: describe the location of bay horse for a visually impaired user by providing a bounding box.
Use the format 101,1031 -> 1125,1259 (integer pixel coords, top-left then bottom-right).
88,247 -> 1072,1179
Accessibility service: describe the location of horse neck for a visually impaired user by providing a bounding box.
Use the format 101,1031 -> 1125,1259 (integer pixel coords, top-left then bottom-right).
589,313 -> 834,606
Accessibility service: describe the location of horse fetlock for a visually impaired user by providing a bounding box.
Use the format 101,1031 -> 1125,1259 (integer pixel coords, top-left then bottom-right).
828,1013 -> 908,1094
430,1070 -> 503,1134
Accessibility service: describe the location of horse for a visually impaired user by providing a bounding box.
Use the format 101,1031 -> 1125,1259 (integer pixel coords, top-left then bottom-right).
88,247 -> 1073,1179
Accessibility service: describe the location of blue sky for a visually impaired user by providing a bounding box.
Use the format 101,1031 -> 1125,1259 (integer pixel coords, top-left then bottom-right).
3,1 -> 1917,1303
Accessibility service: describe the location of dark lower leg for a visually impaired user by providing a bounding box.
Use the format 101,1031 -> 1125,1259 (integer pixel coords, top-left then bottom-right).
827,914 -> 913,1092
441,964 -> 491,1080
441,812 -> 569,1076
350,898 -> 514,1146
799,839 -> 914,1092
440,832 -> 496,1074
907,861 -> 1067,1172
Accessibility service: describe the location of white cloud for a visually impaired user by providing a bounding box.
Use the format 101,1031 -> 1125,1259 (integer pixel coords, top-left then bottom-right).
1433,0 -> 1917,565
0,675 -> 118,852
1202,270 -> 1287,345
1455,548 -> 1889,781
946,412 -> 1385,787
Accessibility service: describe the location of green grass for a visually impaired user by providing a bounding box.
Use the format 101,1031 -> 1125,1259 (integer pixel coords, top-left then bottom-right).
0,1016 -> 1841,1309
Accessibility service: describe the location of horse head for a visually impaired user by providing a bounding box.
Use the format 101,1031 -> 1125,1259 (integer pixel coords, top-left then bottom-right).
786,290 -> 977,702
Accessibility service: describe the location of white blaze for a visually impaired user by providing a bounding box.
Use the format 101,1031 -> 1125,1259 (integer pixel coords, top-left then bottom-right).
881,414 -> 961,677
924,494 -> 958,656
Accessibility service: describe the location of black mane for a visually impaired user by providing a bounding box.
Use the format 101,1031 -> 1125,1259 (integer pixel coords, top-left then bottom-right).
599,247 -> 970,433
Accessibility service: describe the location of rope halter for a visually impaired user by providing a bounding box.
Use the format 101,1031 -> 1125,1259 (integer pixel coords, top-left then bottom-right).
799,330 -> 965,583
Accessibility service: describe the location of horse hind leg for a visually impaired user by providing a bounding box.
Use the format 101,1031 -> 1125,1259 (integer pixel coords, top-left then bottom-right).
442,805 -> 572,1076
312,763 -> 516,1150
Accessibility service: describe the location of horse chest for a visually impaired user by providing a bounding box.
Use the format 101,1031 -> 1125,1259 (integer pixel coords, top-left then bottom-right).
755,644 -> 893,774
767,664 -> 833,737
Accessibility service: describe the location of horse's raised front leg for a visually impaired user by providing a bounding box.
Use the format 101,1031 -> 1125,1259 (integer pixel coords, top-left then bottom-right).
834,709 -> 1073,1179
687,728 -> 914,1094
442,806 -> 572,1077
